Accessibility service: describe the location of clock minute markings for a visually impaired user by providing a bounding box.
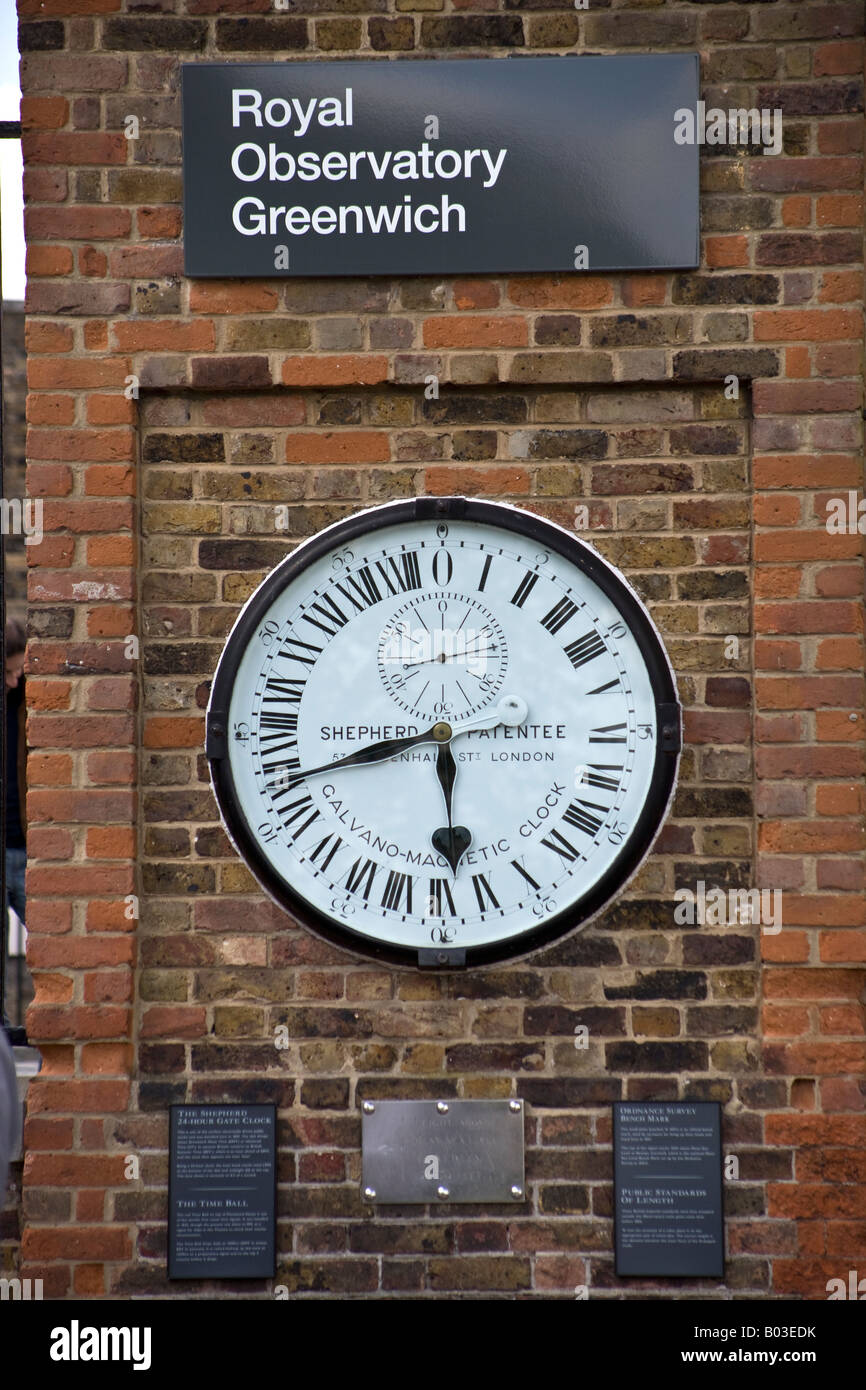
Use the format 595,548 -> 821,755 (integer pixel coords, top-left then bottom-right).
477,553 -> 493,593
428,877 -> 456,916
263,676 -> 305,704
380,869 -> 415,914
471,872 -> 500,913
589,722 -> 628,744
307,832 -> 343,872
277,635 -> 322,669
564,631 -> 606,669
578,765 -> 622,793
510,858 -> 541,891
510,570 -> 539,608
344,857 -> 377,901
273,791 -> 320,840
540,596 -> 579,635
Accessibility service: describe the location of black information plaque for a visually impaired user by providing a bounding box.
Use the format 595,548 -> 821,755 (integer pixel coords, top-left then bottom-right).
182,55 -> 699,277
614,1101 -> 724,1278
169,1104 -> 276,1280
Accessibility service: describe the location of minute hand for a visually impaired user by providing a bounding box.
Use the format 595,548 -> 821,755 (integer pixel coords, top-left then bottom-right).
293,694 -> 528,782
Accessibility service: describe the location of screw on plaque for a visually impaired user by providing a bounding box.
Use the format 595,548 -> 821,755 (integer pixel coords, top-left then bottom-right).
437,1186 -> 450,1200
511,1186 -> 524,1200
362,1101 -> 375,1114
437,1101 -> 449,1114
509,1101 -> 521,1113
363,1186 -> 376,1200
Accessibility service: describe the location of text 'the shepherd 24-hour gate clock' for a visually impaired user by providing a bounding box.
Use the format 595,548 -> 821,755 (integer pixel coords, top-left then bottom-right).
207,498 -> 682,968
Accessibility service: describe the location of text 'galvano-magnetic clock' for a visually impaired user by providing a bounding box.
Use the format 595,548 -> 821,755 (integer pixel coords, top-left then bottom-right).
206,497 -> 682,969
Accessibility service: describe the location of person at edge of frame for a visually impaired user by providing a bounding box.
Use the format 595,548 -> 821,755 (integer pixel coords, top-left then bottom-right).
4,618 -> 28,1044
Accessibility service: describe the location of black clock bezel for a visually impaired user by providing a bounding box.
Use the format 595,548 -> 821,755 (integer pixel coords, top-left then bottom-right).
207,496 -> 682,970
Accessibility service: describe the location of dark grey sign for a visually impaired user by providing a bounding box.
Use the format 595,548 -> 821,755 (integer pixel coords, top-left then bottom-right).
169,1103 -> 276,1279
182,56 -> 699,278
361,1099 -> 524,1203
614,1101 -> 724,1277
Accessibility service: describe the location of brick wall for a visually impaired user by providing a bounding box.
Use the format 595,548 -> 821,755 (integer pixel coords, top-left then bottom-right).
14,0 -> 866,1298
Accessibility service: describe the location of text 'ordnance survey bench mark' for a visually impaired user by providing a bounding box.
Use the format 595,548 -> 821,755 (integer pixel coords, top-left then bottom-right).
614,1101 -> 724,1278
182,56 -> 699,277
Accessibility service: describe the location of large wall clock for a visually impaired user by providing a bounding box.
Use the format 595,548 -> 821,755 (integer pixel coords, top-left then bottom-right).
206,497 -> 682,969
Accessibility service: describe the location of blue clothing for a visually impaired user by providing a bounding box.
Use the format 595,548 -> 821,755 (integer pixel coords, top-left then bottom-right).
5,846 -> 25,928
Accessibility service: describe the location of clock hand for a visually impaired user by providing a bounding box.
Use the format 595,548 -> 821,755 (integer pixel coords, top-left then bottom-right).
432,742 -> 472,876
289,694 -> 528,784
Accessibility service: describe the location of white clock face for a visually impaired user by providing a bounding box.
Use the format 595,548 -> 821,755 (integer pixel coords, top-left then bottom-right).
208,499 -> 680,968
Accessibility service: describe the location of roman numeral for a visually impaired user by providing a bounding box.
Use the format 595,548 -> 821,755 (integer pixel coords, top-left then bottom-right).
541,596 -> 578,635
263,677 -> 305,704
564,631 -> 606,669
259,711 -> 298,739
510,859 -> 541,891
511,570 -> 539,608
263,755 -> 303,790
578,765 -> 622,793
428,878 -> 456,916
308,833 -> 343,872
258,710 -> 298,757
333,565 -> 383,612
344,857 -> 377,900
278,636 -> 322,669
539,828 -> 581,864
276,792 -> 321,840
471,873 -> 500,912
562,800 -> 604,837
381,870 -> 414,914
586,678 -> 620,695
302,592 -> 350,640
374,551 -> 422,596
590,722 -> 627,744
478,553 -> 493,593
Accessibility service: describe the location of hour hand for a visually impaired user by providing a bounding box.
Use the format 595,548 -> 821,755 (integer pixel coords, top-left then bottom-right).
432,742 -> 472,875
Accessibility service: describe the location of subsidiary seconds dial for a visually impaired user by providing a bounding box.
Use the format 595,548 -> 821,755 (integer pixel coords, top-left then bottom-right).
207,497 -> 682,970
377,592 -> 508,722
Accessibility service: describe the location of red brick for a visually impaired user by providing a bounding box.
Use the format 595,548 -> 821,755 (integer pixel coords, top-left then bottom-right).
423,316 -> 528,349
20,96 -> 69,129
86,394 -> 135,425
282,355 -> 389,387
507,275 -> 613,309
22,1225 -> 131,1262
137,206 -> 183,239
84,464 -> 136,496
28,357 -> 130,388
817,192 -> 863,227
26,206 -> 131,240
86,827 -> 135,858
820,932 -> 866,963
113,320 -> 215,352
781,196 -> 811,229
453,279 -> 500,310
26,321 -> 73,354
189,282 -> 279,313
80,1043 -> 133,1074
140,1007 -> 207,1038
27,245 -> 74,277
704,235 -> 749,267
285,432 -> 390,465
750,157 -> 862,193
426,466 -> 531,496
814,41 -> 865,75
754,308 -> 861,341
